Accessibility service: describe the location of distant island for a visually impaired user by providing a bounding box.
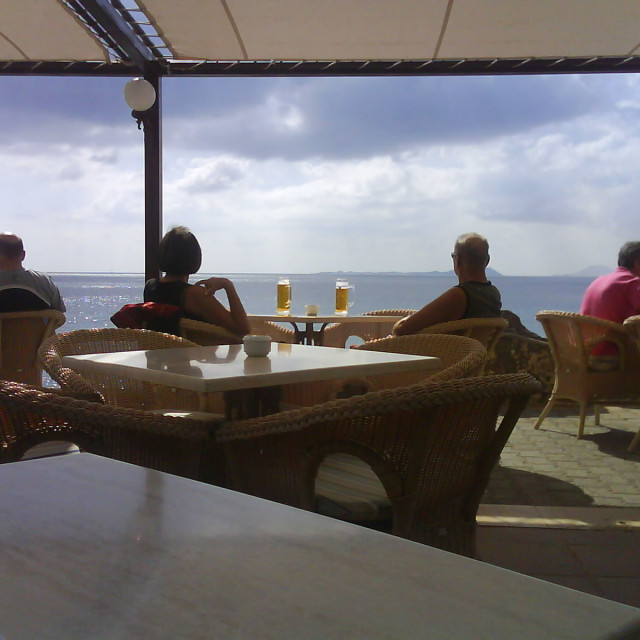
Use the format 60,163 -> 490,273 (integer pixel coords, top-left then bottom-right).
321,268 -> 503,277
324,267 -> 613,278
562,265 -> 612,278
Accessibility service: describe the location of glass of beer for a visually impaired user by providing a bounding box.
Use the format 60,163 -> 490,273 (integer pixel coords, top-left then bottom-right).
335,279 -> 354,316
276,277 -> 291,315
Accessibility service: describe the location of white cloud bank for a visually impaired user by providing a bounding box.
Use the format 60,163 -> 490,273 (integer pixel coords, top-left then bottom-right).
1,73 -> 638,275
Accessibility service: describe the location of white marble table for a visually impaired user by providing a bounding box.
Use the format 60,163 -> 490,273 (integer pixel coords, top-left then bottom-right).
63,343 -> 440,418
250,313 -> 404,345
1,454 -> 638,640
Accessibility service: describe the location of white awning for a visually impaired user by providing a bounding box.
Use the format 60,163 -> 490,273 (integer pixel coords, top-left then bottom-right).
142,0 -> 640,62
0,0 -> 108,61
1,0 -> 639,69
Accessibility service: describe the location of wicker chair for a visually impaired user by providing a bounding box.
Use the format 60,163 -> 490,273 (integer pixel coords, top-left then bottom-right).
217,373 -> 540,556
280,332 -> 486,410
0,310 -> 65,386
0,380 -> 223,483
535,311 -> 640,441
248,317 -> 297,344
307,334 -> 487,523
39,328 -> 204,412
623,314 -> 640,342
179,317 -> 243,346
322,309 -> 417,348
623,315 -> 640,452
416,317 -> 508,374
355,333 -> 486,388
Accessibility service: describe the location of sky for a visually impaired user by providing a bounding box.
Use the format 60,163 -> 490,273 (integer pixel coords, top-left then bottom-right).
1,72 -> 639,276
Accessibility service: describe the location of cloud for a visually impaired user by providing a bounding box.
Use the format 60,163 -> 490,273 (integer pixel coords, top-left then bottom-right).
90,149 -> 119,165
1,73 -> 639,275
58,164 -> 84,181
0,73 -> 622,161
162,74 -> 612,161
0,76 -> 139,149
0,76 -> 125,123
176,157 -> 248,193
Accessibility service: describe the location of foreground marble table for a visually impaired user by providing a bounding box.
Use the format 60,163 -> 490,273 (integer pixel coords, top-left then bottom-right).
1,455 -> 638,640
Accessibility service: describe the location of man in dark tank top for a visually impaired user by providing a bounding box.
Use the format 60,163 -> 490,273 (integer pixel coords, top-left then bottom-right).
393,232 -> 501,336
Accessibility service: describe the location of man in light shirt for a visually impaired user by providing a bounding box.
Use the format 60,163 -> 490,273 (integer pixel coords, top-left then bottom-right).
0,232 -> 65,312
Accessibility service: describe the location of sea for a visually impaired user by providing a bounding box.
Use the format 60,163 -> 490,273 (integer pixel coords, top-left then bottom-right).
53,272 -> 595,336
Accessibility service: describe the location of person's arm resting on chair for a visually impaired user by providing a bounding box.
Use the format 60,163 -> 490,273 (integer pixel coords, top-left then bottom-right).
186,277 -> 251,337
393,287 -> 467,336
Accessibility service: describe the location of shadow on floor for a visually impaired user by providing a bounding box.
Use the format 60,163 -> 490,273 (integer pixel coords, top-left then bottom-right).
583,428 -> 640,462
520,402 -> 597,420
484,465 -> 594,507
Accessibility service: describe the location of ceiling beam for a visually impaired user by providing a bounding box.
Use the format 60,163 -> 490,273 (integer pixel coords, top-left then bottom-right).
1,56 -> 640,78
69,0 -> 156,70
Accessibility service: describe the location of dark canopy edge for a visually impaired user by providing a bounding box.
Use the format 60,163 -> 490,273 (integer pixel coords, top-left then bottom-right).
2,56 -> 640,78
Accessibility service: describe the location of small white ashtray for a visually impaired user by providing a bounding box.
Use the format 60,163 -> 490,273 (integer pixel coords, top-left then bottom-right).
243,334 -> 272,357
305,304 -> 319,316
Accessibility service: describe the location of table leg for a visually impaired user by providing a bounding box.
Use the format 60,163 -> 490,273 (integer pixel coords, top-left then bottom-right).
291,323 -> 306,344
288,321 -> 330,345
223,386 -> 283,420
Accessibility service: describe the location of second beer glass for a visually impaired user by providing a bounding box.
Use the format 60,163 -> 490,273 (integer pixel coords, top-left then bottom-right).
276,277 -> 291,315
335,279 -> 354,315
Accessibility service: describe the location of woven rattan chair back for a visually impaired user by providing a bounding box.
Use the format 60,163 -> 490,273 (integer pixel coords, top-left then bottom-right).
217,373 -> 540,556
535,311 -> 640,445
179,318 -> 243,346
322,309 -> 417,348
0,310 -> 65,386
280,329 -> 486,409
623,315 -> 640,342
355,333 -> 486,389
416,317 -> 507,373
0,380 -> 222,482
309,334 -> 488,527
622,315 -> 640,452
248,317 -> 297,344
39,328 -> 203,412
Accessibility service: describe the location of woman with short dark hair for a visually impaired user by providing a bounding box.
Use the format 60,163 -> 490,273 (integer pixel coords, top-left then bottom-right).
144,226 -> 250,337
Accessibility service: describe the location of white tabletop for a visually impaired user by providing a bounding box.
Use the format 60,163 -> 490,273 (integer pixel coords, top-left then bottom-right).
62,343 -> 440,393
0,455 -> 638,640
251,314 -> 403,323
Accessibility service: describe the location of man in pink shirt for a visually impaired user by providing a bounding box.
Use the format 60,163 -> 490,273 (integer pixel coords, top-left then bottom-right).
580,242 -> 640,323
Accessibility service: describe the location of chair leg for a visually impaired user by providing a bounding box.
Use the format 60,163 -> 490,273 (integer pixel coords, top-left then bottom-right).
594,404 -> 601,425
534,397 -> 555,430
628,429 -> 640,453
577,402 -> 588,439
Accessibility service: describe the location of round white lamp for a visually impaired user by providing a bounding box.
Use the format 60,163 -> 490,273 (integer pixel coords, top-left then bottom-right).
124,78 -> 156,111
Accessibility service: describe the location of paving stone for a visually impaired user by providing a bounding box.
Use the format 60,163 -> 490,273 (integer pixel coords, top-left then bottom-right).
483,405 -> 640,508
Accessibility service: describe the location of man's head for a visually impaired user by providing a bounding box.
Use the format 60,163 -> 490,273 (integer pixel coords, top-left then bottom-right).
157,226 -> 202,276
0,233 -> 25,269
452,233 -> 490,277
618,242 -> 640,276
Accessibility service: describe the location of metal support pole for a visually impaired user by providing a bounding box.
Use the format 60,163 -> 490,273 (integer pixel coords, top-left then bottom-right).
143,71 -> 162,282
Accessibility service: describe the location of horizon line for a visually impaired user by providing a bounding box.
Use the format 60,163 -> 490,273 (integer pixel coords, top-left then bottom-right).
48,270 -> 603,278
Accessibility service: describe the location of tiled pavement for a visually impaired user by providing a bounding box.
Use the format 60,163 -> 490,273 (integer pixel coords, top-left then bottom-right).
483,402 -> 640,507
478,402 -> 640,609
